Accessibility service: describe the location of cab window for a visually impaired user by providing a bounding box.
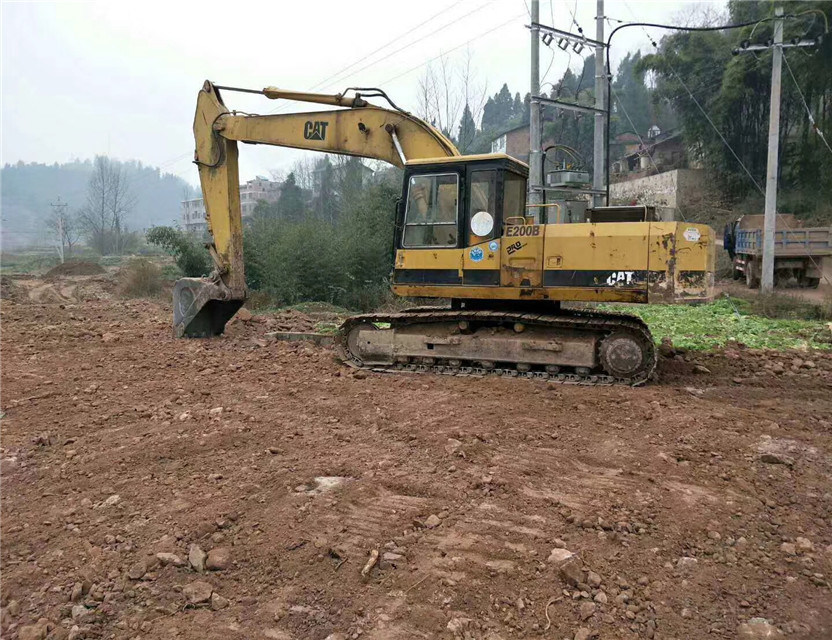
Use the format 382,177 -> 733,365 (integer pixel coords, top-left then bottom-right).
468,170 -> 498,243
403,173 -> 458,248
503,172 -> 526,222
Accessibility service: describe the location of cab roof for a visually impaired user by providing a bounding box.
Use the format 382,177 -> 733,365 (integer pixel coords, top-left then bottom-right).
405,153 -> 529,175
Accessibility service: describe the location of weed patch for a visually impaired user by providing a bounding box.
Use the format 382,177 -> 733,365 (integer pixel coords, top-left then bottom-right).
609,298 -> 832,350
118,259 -> 162,298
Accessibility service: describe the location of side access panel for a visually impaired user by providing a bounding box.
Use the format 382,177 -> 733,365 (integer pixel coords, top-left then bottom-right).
542,222 -> 650,300
393,248 -> 462,286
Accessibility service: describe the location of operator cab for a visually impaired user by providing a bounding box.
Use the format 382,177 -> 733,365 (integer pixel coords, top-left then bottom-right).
395,154 -> 528,254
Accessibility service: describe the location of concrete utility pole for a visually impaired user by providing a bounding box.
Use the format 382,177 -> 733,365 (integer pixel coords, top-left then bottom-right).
50,197 -> 69,264
761,6 -> 783,293
592,0 -> 606,207
734,6 -> 818,291
528,0 -> 543,221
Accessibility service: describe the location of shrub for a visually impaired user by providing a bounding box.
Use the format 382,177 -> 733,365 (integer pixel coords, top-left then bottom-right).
241,180 -> 398,311
118,258 -> 162,298
750,292 -> 832,322
146,226 -> 210,277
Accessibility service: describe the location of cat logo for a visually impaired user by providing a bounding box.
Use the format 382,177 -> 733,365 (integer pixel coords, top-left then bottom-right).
606,271 -> 635,286
303,121 -> 329,141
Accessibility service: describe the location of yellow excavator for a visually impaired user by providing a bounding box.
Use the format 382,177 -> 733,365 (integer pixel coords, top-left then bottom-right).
173,80 -> 714,385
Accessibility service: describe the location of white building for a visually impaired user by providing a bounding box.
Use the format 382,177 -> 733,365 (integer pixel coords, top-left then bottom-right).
182,198 -> 208,235
182,176 -> 281,234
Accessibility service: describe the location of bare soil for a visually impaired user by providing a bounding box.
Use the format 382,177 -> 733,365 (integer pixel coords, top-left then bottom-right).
2,290 -> 832,640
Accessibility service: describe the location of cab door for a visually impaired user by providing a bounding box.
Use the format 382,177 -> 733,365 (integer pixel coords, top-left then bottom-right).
463,168 -> 501,286
394,171 -> 462,286
499,172 -> 543,287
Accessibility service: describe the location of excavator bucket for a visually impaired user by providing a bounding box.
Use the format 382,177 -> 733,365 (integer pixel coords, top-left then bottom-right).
172,277 -> 245,338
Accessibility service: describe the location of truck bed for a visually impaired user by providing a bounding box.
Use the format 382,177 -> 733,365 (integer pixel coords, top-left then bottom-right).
735,227 -> 832,257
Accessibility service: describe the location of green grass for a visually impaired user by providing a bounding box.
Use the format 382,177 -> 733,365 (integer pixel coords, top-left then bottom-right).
0,253 -> 60,274
608,298 -> 832,351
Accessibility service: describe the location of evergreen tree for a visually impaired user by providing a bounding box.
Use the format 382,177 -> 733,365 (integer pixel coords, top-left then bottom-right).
457,104 -> 477,153
611,52 -> 651,137
512,92 -> 524,120
278,172 -> 305,223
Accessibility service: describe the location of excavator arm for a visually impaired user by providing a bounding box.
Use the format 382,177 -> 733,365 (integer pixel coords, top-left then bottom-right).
173,80 -> 458,337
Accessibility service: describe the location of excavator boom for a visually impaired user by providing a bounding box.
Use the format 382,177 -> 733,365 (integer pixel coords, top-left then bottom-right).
174,81 -> 458,337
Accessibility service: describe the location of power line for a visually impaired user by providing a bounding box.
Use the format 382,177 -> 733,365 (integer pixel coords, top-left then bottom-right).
377,12 -> 526,87
565,0 -> 583,36
268,0 -> 498,115
612,8 -> 830,288
300,1 -> 466,97
610,86 -> 686,221
783,53 -> 832,156
604,10 -> 791,199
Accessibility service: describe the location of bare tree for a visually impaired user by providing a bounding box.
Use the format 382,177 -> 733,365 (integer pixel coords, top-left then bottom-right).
671,3 -> 727,28
417,50 -> 486,144
78,156 -> 135,255
290,157 -> 317,191
47,207 -> 80,261
417,54 -> 462,137
107,161 -> 136,255
459,47 -> 489,130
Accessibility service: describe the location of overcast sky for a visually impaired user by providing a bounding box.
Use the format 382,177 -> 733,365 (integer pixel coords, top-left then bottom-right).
1,0 -> 725,187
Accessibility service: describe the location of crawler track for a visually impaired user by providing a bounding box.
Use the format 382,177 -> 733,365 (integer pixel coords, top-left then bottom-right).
335,307 -> 657,386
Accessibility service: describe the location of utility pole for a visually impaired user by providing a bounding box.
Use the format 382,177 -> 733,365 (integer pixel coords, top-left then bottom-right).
50,197 -> 69,264
760,6 -> 783,293
734,7 -> 817,291
528,0 -> 543,222
592,0 -> 606,207
528,20 -> 608,218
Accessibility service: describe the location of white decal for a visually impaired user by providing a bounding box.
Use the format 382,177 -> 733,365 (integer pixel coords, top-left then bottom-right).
606,271 -> 635,286
683,227 -> 701,242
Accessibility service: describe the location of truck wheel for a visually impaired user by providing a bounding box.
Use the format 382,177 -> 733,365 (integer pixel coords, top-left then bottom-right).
805,277 -> 820,289
732,267 -> 742,281
745,261 -> 760,289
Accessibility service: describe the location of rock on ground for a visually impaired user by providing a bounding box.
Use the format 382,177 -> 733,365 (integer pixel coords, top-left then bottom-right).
183,581 -> 213,605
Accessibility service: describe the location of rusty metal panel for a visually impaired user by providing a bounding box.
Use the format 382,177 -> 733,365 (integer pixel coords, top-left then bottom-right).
647,223 -> 714,303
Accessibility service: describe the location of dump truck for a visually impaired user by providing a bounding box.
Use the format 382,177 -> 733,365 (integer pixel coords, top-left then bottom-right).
724,214 -> 831,288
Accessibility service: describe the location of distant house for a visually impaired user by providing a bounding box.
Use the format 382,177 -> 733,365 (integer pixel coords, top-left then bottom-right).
489,124 -> 554,164
181,198 -> 208,235
609,132 -> 641,163
609,127 -> 710,218
611,128 -> 691,181
182,176 -> 281,234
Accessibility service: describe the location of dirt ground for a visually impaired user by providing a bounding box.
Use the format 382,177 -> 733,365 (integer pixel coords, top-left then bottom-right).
2,285 -> 832,640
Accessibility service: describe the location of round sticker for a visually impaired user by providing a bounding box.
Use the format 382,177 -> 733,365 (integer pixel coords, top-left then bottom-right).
488,240 -> 499,251
683,227 -> 701,242
470,211 -> 494,237
469,247 -> 484,262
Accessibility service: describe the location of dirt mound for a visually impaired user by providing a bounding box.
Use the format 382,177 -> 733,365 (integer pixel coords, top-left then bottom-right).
4,275 -> 116,304
0,276 -> 23,301
45,260 -> 106,278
